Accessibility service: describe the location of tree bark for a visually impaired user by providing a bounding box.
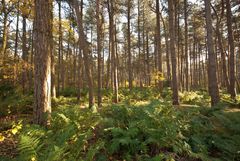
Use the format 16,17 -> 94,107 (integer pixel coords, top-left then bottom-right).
33,0 -> 52,126
226,0 -> 236,99
22,16 -> 28,94
156,0 -> 163,91
204,0 -> 220,106
127,0 -> 133,89
107,0 -> 118,103
14,0 -> 20,85
168,0 -> 179,105
184,0 -> 189,91
97,0 -> 103,107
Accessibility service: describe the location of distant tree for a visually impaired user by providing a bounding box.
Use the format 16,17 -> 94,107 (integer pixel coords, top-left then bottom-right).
69,0 -> 95,108
96,0 -> 103,107
226,0 -> 236,99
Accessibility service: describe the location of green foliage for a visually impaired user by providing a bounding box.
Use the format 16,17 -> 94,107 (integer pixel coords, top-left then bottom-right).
0,84 -> 33,117
95,100 -> 192,160
18,107 -> 101,161
181,106 -> 240,161
179,91 -> 210,106
4,88 -> 240,161
59,87 -> 88,98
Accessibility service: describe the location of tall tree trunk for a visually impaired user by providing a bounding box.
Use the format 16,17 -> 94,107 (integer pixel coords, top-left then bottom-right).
14,0 -> 20,85
226,0 -> 236,99
57,1 -> 62,96
146,30 -> 150,86
156,0 -> 163,91
97,0 -> 103,107
50,2 -> 56,98
215,21 -> 230,90
184,0 -> 189,91
137,0 -> 141,87
1,0 -> 8,66
33,0 -> 52,126
22,16 -> 28,94
107,0 -> 118,103
204,0 -> 220,106
168,0 -> 179,105
127,0 -> 133,89
160,12 -> 171,85
70,0 -> 95,108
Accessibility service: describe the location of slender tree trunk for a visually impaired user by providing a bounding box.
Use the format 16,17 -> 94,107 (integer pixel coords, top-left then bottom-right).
184,0 -> 189,91
168,0 -> 179,105
57,1 -> 62,96
70,0 -> 95,108
97,0 -> 103,107
156,0 -> 163,91
146,31 -> 150,86
127,0 -> 133,89
204,0 -> 220,106
22,16 -> 28,94
50,3 -> 56,98
1,0 -> 8,66
160,12 -> 171,85
107,0 -> 118,103
226,0 -> 236,99
33,0 -> 52,126
137,0 -> 141,87
14,0 -> 20,85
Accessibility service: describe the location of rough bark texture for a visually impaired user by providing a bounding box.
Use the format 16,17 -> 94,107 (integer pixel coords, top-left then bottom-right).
33,0 -> 52,126
204,0 -> 220,106
168,0 -> 179,105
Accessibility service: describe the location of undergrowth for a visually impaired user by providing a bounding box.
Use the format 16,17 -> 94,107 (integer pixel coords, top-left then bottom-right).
0,86 -> 239,161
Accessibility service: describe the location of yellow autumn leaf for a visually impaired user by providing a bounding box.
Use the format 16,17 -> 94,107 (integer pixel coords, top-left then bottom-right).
0,133 -> 5,142
11,128 -> 18,135
31,156 -> 36,161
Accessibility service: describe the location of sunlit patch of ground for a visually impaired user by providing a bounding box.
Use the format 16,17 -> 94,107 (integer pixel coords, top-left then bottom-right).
224,108 -> 240,113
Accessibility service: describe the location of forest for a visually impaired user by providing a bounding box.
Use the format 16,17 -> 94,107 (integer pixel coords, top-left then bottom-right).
0,0 -> 240,160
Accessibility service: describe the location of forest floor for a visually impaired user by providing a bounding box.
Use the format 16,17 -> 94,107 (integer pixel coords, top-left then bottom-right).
0,87 -> 240,161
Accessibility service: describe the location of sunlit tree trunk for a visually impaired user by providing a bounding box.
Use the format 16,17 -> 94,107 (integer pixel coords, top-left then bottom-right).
33,0 -> 52,126
57,1 -> 63,96
50,1 -> 56,98
1,0 -> 8,66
